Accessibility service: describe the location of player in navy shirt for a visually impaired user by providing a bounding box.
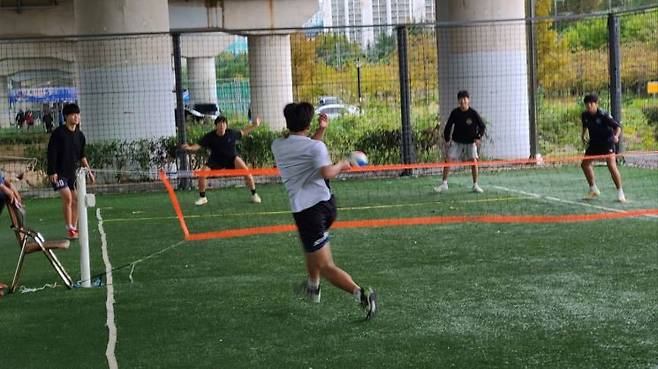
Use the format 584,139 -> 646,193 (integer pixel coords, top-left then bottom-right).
182,115 -> 262,205
580,94 -> 625,202
434,90 -> 486,193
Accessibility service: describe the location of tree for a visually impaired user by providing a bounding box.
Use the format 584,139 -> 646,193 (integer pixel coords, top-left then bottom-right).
535,0 -> 572,92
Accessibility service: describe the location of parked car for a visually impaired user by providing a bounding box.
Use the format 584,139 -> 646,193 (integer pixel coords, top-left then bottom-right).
315,103 -> 360,119
318,96 -> 344,106
184,102 -> 221,122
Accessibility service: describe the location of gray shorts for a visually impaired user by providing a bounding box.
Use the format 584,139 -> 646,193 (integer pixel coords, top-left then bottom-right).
446,142 -> 478,161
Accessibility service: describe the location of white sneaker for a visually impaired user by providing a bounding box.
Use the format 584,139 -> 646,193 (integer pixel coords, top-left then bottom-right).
584,189 -> 600,200
472,183 -> 484,193
433,183 -> 448,193
194,197 -> 208,206
617,192 -> 626,203
251,193 -> 262,204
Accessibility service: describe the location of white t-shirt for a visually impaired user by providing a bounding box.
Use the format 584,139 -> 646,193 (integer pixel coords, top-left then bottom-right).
271,134 -> 333,213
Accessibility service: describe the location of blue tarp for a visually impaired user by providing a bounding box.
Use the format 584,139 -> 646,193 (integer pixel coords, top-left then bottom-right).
9,87 -> 77,103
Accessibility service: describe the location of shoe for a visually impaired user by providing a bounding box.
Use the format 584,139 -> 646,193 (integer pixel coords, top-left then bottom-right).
584,189 -> 600,200
472,183 -> 484,193
360,287 -> 378,320
294,281 -> 321,303
67,229 -> 79,240
617,192 -> 626,203
251,193 -> 262,204
433,183 -> 448,193
194,197 -> 208,206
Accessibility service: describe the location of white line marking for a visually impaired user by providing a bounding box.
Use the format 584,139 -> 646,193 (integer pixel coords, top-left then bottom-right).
129,263 -> 136,284
97,208 -> 119,369
492,185 -> 658,219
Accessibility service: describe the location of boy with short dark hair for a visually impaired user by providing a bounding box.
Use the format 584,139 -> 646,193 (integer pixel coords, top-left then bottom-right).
271,102 -> 377,320
580,94 -> 625,202
182,115 -> 262,205
47,103 -> 94,239
434,90 -> 486,193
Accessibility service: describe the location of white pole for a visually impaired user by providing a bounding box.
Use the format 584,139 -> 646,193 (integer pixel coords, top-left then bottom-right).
76,168 -> 91,288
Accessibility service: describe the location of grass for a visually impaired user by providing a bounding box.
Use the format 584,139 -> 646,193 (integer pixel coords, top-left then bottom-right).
0,165 -> 656,368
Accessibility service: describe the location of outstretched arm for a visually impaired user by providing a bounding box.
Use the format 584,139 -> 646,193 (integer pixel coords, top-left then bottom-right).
320,160 -> 351,179
240,116 -> 261,137
312,113 -> 329,141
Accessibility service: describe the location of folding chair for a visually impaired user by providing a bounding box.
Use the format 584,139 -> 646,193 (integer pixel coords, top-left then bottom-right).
5,199 -> 73,293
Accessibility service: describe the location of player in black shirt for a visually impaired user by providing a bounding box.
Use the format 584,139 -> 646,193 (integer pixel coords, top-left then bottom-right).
434,90 -> 486,193
182,115 -> 262,205
47,103 -> 95,239
580,94 -> 625,202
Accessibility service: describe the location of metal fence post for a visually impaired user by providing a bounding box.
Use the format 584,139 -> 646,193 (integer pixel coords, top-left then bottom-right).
608,13 -> 623,155
172,33 -> 190,188
397,25 -> 416,174
527,0 -> 540,160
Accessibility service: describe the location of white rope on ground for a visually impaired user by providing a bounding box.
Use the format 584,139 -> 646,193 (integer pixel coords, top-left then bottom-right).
18,283 -> 58,294
491,185 -> 658,219
97,208 -> 119,369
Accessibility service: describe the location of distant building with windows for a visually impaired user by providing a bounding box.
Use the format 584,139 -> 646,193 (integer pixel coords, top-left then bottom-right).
318,0 -> 434,47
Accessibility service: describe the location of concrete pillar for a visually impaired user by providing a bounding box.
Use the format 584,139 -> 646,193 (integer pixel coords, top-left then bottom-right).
437,0 -> 530,159
0,77 -> 10,128
187,57 -> 218,107
74,0 -> 175,142
248,35 -> 293,131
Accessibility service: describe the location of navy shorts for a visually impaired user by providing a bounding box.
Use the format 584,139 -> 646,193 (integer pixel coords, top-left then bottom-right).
585,142 -> 615,156
51,176 -> 76,192
206,156 -> 236,170
292,196 -> 337,253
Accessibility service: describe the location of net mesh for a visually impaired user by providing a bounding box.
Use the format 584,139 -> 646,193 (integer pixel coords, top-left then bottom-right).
0,7 -> 656,238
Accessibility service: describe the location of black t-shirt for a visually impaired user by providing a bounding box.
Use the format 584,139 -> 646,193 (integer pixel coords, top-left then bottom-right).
443,107 -> 486,144
199,129 -> 242,163
581,109 -> 620,145
47,125 -> 86,178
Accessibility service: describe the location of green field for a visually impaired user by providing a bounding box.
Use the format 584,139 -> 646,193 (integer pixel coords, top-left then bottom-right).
1,165 -> 657,368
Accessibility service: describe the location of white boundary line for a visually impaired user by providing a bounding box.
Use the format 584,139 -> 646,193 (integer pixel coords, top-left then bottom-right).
97,208 -> 119,369
491,185 -> 658,219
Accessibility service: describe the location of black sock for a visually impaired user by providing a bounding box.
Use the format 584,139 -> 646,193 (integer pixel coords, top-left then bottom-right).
251,189 -> 256,195
200,192 -> 206,198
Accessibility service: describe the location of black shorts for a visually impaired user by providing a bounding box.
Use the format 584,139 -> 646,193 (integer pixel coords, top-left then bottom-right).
292,196 -> 337,253
0,191 -> 6,215
206,156 -> 236,170
51,176 -> 76,192
585,142 -> 615,156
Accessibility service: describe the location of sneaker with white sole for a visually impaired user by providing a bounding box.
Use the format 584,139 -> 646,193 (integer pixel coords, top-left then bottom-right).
251,193 -> 262,204
294,281 -> 321,303
194,197 -> 208,206
433,183 -> 448,193
617,192 -> 626,203
360,287 -> 378,320
67,228 -> 79,240
472,183 -> 484,193
583,189 -> 600,200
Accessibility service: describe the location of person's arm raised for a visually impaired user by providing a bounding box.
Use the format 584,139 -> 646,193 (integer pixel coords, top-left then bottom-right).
320,160 -> 351,180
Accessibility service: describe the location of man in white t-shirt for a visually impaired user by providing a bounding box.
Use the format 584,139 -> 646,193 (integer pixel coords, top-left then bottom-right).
271,102 -> 377,320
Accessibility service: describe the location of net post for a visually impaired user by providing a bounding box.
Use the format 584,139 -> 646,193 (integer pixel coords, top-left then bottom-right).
397,25 -> 416,176
76,168 -> 92,288
172,32 -> 191,189
607,12 -> 623,158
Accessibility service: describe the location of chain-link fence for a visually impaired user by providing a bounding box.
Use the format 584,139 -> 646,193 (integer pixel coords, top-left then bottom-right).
1,6 -> 656,196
